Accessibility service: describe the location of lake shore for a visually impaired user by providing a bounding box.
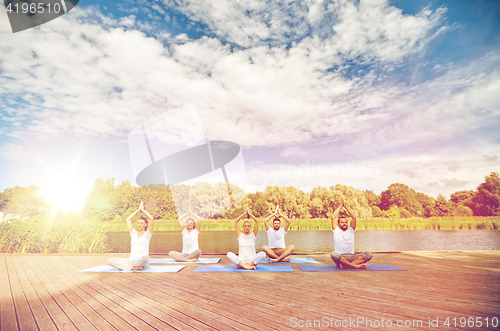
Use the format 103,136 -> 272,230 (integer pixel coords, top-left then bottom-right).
104,216 -> 500,232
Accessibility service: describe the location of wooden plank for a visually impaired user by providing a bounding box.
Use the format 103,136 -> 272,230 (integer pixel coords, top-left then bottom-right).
17,256 -> 78,331
1,252 -> 499,331
76,271 -> 256,331
20,255 -> 100,331
10,255 -> 58,331
59,258 -> 176,331
0,255 -> 19,331
47,261 -> 154,331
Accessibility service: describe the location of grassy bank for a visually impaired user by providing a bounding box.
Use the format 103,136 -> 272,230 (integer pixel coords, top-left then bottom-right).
104,216 -> 500,232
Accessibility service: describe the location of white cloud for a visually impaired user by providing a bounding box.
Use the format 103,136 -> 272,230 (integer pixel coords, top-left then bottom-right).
0,143 -> 29,161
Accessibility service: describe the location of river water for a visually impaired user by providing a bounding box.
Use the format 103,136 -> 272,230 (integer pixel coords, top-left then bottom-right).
107,230 -> 500,254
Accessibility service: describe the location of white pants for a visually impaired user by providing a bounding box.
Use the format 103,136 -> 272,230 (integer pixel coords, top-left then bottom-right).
107,256 -> 150,271
168,249 -> 202,261
227,251 -> 266,266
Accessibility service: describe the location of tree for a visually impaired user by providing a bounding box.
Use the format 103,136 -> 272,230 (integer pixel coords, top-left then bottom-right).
415,192 -> 436,217
0,186 -> 50,218
363,190 -> 380,207
371,206 -> 385,217
379,183 -> 422,216
82,178 -> 117,222
385,205 -> 400,219
471,172 -> 500,216
435,194 -> 451,216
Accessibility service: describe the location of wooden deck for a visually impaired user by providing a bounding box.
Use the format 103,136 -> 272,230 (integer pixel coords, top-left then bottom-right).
1,251 -> 499,330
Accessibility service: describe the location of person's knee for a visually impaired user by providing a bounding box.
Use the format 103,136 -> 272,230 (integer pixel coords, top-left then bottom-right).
361,251 -> 372,262
330,251 -> 341,263
262,245 -> 270,251
288,244 -> 295,251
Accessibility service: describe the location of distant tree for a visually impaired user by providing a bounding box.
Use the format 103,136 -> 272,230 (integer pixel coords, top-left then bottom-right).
435,194 -> 451,216
471,172 -> 500,216
332,184 -> 372,218
415,192 -> 437,217
363,190 -> 380,207
0,186 -> 51,218
379,183 -> 422,216
385,205 -> 400,219
451,204 -> 473,217
82,178 -> 117,222
253,196 -> 269,217
371,205 -> 385,218
450,190 -> 475,206
399,207 -> 413,219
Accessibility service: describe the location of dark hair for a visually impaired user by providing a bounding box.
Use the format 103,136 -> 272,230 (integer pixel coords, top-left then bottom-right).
139,217 -> 148,230
338,217 -> 347,224
186,218 -> 196,229
273,218 -> 281,223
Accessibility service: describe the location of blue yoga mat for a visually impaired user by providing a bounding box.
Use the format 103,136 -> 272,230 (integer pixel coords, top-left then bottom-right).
298,264 -> 405,272
193,265 -> 294,272
149,258 -> 220,264
80,265 -> 186,273
260,257 -> 318,264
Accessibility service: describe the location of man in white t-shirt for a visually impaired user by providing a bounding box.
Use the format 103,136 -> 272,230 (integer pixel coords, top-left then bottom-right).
330,195 -> 372,269
262,206 -> 295,263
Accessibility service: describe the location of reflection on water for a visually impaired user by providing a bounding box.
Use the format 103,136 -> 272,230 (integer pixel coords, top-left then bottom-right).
107,230 -> 500,254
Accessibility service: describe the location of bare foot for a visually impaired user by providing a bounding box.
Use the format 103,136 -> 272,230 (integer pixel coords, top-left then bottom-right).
269,258 -> 279,263
131,266 -> 144,271
355,264 -> 367,270
282,257 -> 291,262
336,263 -> 343,269
187,258 -> 198,262
238,263 -> 256,270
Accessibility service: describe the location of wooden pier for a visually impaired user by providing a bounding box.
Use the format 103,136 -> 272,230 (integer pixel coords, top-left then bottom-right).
1,251 -> 499,330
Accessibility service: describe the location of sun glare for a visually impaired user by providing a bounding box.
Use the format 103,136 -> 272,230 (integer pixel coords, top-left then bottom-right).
40,174 -> 88,213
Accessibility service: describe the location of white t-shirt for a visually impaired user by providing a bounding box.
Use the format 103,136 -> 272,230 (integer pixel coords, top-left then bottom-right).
182,228 -> 200,254
129,229 -> 152,259
238,232 -> 256,262
333,226 -> 355,254
266,227 -> 286,249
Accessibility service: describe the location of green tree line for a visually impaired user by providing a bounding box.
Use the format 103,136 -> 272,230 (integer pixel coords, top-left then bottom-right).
365,172 -> 500,218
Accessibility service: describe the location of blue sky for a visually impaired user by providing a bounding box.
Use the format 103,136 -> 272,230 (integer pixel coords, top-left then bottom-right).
0,0 -> 499,211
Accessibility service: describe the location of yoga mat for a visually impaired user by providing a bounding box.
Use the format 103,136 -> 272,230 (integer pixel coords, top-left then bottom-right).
80,265 -> 186,273
149,258 -> 220,264
260,258 -> 318,264
193,265 -> 294,272
298,264 -> 405,272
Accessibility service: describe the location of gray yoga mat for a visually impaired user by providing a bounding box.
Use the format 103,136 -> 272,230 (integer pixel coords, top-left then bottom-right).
80,265 -> 186,272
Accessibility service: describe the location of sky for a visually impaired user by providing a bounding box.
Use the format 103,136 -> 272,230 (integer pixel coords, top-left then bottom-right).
0,0 -> 499,212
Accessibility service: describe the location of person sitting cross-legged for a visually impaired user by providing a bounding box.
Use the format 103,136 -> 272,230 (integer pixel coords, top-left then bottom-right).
261,206 -> 295,263
329,194 -> 372,269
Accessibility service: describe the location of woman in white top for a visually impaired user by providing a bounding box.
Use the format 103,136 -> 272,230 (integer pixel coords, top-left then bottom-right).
168,206 -> 202,262
108,201 -> 154,271
227,207 -> 266,270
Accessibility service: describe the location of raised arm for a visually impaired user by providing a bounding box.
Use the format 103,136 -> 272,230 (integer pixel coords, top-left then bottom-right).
140,202 -> 154,234
189,206 -> 202,232
248,208 -> 259,236
234,209 -> 247,237
177,210 -> 189,232
330,198 -> 343,231
126,202 -> 142,234
343,196 -> 357,230
278,206 -> 292,232
263,207 -> 278,231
